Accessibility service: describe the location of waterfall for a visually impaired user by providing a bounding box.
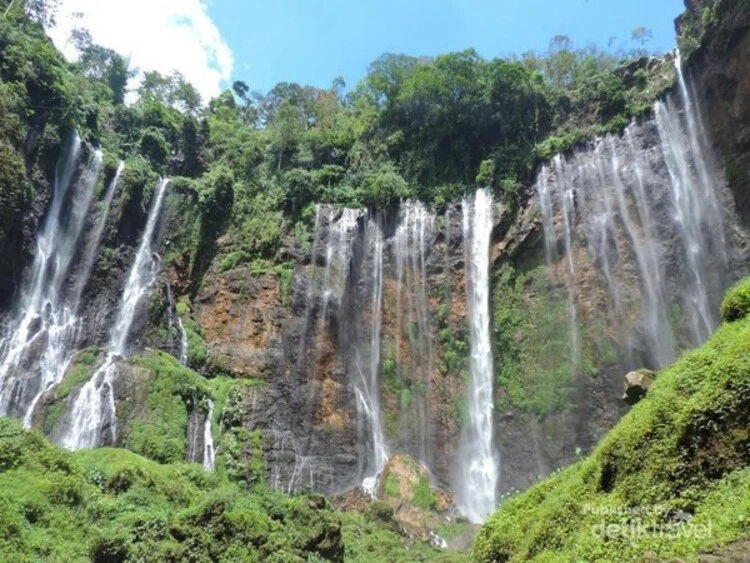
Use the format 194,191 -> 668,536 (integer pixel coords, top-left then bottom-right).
0,134 -> 105,422
358,212 -> 389,494
166,282 -> 189,366
456,188 -> 498,523
60,178 -> 169,450
535,55 -> 728,370
177,317 -> 189,366
393,201 -> 434,464
70,161 -> 125,307
321,208 -> 360,319
110,179 -> 170,356
203,399 -> 215,470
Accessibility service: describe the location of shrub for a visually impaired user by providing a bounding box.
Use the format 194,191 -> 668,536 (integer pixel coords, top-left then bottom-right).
720,277 -> 750,322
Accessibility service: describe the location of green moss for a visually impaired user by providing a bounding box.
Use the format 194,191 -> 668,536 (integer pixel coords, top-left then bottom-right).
182,318 -> 208,368
56,348 -> 100,399
128,351 -> 211,464
273,261 -> 294,306
474,287 -> 750,562
411,476 -> 437,511
341,510 -> 469,562
720,277 -> 750,322
219,250 -> 251,273
492,264 -> 579,417
384,474 -> 400,497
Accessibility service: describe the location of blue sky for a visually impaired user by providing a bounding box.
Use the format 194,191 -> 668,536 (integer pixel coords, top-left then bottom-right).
209,0 -> 686,94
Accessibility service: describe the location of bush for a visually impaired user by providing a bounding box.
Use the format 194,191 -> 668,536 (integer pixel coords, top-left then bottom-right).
720,277 -> 750,322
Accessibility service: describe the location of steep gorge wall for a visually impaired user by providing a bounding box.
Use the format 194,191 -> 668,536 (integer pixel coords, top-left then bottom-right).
2,0 -> 750,518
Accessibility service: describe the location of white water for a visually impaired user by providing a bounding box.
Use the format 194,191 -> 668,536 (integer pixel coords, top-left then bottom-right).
0,135 -> 106,422
110,179 -> 170,356
177,317 -> 189,366
358,212 -> 389,495
393,201 -> 434,463
535,54 -> 728,369
71,161 -> 125,306
457,188 -> 499,523
61,178 -> 169,449
203,399 -> 215,470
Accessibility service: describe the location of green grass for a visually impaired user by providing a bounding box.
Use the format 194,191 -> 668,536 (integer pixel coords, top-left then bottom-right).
474,294 -> 750,562
0,417 -> 466,562
127,351 -> 212,464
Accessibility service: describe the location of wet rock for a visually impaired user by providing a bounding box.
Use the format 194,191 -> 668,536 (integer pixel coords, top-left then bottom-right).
622,369 -> 656,405
376,454 -> 453,541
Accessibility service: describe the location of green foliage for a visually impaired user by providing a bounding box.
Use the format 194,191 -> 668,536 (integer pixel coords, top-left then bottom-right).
0,418 -> 349,561
720,277 -> 750,322
183,318 -> 208,368
128,351 -> 211,463
384,474 -> 400,497
219,250 -> 251,273
474,301 -> 750,562
411,476 -> 437,510
493,263 -> 587,417
273,261 -> 295,306
340,509 -> 469,562
0,8 -> 672,289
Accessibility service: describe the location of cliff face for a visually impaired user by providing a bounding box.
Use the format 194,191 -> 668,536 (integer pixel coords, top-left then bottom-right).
2,0 -> 750,523
684,0 -> 750,224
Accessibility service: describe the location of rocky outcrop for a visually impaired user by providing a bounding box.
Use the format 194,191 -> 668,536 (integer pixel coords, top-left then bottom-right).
622,368 -> 656,405
684,0 -> 750,224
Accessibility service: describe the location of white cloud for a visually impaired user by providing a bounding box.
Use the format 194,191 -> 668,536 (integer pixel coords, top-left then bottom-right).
49,0 -> 234,103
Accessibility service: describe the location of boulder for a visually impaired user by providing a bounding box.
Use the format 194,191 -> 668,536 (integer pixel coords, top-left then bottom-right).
622,369 -> 656,405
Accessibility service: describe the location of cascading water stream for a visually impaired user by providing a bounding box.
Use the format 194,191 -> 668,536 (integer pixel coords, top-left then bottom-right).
393,202 -> 434,463
536,54 -> 728,370
0,134 -> 105,422
358,212 -> 389,494
203,400 -> 216,471
456,188 -> 498,523
70,161 -> 125,307
60,178 -> 169,450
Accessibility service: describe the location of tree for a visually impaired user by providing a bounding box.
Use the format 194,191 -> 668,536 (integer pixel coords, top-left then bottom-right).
631,26 -> 654,57
3,0 -> 60,27
139,70 -> 201,114
79,44 -> 133,104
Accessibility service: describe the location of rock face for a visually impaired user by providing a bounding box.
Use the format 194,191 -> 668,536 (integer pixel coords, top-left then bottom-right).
3,0 -> 750,524
622,369 -> 656,405
684,0 -> 750,225
375,454 -> 453,541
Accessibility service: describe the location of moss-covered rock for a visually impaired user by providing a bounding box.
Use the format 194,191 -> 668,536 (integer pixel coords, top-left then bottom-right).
720,277 -> 750,322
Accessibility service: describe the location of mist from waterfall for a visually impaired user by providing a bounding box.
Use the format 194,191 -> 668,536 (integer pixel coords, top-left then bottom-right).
535,54 -> 729,372
392,202 -> 435,465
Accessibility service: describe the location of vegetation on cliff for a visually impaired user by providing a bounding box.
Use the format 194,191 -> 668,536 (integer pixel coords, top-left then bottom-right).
0,416 -> 470,561
474,280 -> 750,562
0,0 -> 670,300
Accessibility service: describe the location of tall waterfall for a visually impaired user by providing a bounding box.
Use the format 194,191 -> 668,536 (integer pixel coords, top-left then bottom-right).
457,188 -> 499,523
358,212 -> 389,494
0,134 -> 105,422
535,54 -> 729,371
60,178 -> 169,450
393,202 -> 434,464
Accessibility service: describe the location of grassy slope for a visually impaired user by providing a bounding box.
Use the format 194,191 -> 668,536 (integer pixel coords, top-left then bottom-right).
0,418 -> 468,562
475,284 -> 750,562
